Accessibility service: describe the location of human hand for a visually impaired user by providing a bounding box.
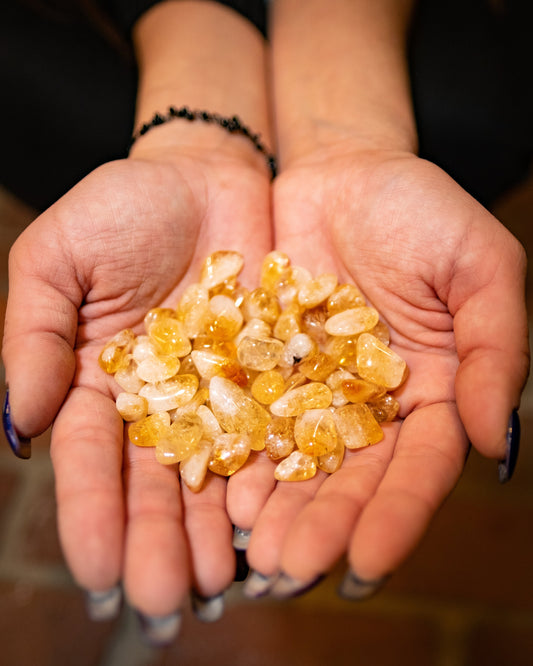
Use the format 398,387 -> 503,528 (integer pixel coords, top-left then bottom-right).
1,148 -> 271,634
226,148 -> 529,598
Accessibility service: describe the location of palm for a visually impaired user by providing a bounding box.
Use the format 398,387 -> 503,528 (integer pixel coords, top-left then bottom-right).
229,151 -> 528,589
4,155 -> 271,613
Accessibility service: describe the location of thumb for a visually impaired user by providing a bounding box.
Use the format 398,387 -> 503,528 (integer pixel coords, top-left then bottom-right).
451,226 -> 529,478
2,219 -> 81,445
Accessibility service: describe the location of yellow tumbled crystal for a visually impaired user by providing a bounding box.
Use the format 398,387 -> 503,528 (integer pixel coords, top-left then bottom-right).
368,394 -> 400,423
136,354 -> 180,383
356,333 -> 407,389
139,374 -> 199,413
298,273 -> 338,308
274,450 -> 317,482
190,349 -> 247,386
206,294 -> 244,340
208,433 -> 251,476
200,250 -> 244,290
317,437 -> 345,474
294,408 -> 337,457
116,392 -> 148,422
327,283 -> 366,315
270,382 -> 332,417
325,368 -> 355,408
341,378 -> 385,404
98,328 -> 135,374
180,440 -> 212,492
128,411 -> 171,447
274,265 -> 312,307
114,359 -> 145,394
297,351 -> 337,382
155,413 -> 203,465
333,404 -> 383,449
171,386 -> 209,420
208,376 -> 271,441
242,287 -> 281,325
273,303 -> 302,341
131,335 -> 159,364
237,336 -> 284,372
196,404 -> 223,440
177,284 -> 209,339
325,306 -> 379,337
144,307 -> 178,333
260,250 -> 291,292
264,416 -> 296,460
149,318 -> 192,357
326,335 -> 359,373
370,320 -> 390,345
251,370 -> 286,404
301,305 -> 329,346
234,317 -> 272,346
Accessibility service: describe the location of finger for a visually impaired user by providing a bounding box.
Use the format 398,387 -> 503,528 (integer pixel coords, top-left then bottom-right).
275,424 -> 399,583
226,451 -> 277,531
123,439 -> 191,617
181,474 -> 235,598
450,227 -> 529,461
51,387 -> 125,593
347,402 -> 468,582
2,222 -> 80,438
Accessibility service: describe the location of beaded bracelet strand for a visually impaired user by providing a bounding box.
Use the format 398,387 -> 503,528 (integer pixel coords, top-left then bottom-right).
130,106 -> 277,180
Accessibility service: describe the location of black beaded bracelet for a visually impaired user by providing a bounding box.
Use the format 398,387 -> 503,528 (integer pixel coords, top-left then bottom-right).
130,106 -> 277,180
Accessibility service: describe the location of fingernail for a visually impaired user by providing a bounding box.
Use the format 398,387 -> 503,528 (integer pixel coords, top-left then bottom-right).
2,388 -> 31,459
191,591 -> 225,623
85,585 -> 122,621
498,409 -> 520,484
234,547 -> 250,582
137,611 -> 182,646
337,569 -> 387,601
268,572 -> 324,599
242,570 -> 278,599
232,526 -> 251,550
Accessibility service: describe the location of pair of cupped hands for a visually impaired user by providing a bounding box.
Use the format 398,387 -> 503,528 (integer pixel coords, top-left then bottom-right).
2,139 -> 529,636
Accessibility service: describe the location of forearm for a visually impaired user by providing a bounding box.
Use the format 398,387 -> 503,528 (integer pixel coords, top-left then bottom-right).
271,0 -> 418,168
131,1 -> 272,170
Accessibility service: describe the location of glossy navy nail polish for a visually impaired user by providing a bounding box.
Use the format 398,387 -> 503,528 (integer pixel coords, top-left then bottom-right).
2,389 -> 31,459
498,409 -> 520,484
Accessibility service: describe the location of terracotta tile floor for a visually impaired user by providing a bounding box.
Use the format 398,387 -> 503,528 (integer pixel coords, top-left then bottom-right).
1,178 -> 532,665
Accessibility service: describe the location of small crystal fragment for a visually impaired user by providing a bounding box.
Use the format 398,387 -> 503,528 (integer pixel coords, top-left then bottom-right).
177,284 -> 209,339
206,295 -> 244,340
208,376 -> 271,440
139,374 -> 199,413
298,273 -> 338,308
196,404 -> 223,440
136,355 -> 180,383
116,392 -> 148,422
297,351 -> 337,382
368,394 -> 400,423
149,318 -> 192,357
370,320 -> 390,345
251,370 -> 286,405
273,303 -> 302,341
260,251 -> 291,292
234,318 -> 272,347
356,333 -> 407,389
180,440 -> 212,491
144,307 -> 178,333
294,408 -> 337,457
317,437 -> 345,474
242,287 -> 281,325
114,360 -> 145,393
200,251 -> 244,290
131,335 -> 159,364
333,404 -> 383,449
128,411 -> 171,447
274,451 -> 317,481
98,328 -> 135,374
209,433 -> 251,476
264,416 -> 296,460
325,307 -> 379,337
342,379 -> 385,403
301,305 -> 329,346
326,335 -> 359,373
155,413 -> 203,465
237,336 -> 284,372
327,284 -> 366,315
270,382 -> 332,417
326,368 -> 356,407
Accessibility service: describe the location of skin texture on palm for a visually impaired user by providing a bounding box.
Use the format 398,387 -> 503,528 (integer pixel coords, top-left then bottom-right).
2,154 -> 272,615
227,149 -> 529,589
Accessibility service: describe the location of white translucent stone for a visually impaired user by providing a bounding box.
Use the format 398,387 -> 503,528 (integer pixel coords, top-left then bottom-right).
325,306 -> 380,336
139,375 -> 199,413
136,355 -> 180,383
279,333 -> 316,368
180,440 -> 212,492
116,392 -> 148,422
236,336 -> 284,371
200,251 -> 244,289
298,273 -> 338,308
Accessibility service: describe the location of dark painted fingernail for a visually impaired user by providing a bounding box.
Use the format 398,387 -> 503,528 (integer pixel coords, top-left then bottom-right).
232,526 -> 251,550
337,569 -> 387,601
269,572 -> 324,599
85,586 -> 122,621
191,591 -> 225,623
242,570 -> 278,598
137,610 -> 181,646
2,388 -> 31,459
498,409 -> 520,484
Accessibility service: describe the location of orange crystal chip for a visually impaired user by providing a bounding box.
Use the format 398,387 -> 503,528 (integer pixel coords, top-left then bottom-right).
98,328 -> 135,374
294,408 -> 337,457
128,411 -> 171,447
270,382 -> 332,417
334,403 -> 384,449
356,333 -> 407,390
274,450 -> 317,482
208,433 -> 251,476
